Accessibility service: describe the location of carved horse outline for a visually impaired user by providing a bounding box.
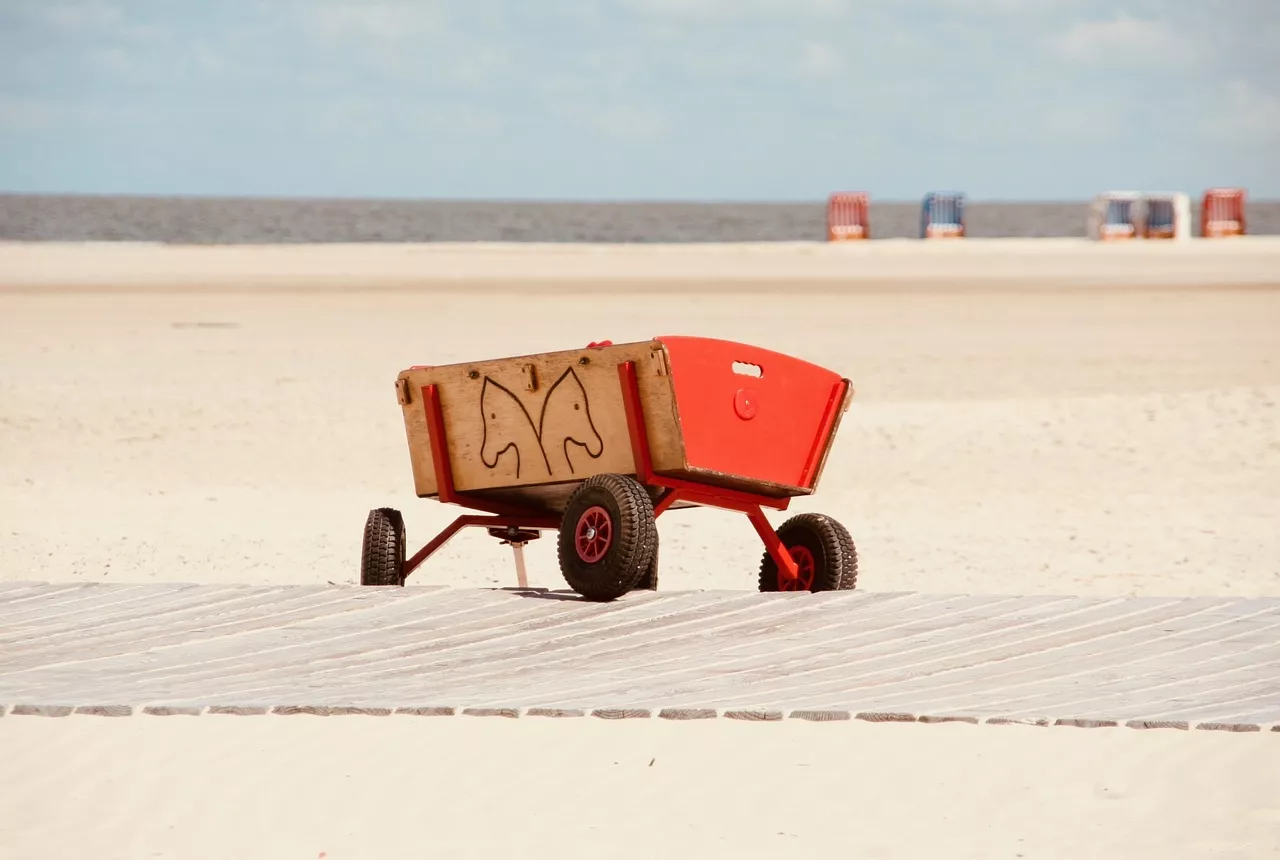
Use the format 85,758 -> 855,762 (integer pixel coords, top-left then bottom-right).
479,377 -> 546,479
478,367 -> 604,480
539,367 -> 604,475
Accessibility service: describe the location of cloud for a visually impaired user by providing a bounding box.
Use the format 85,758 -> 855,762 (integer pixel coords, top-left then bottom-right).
0,96 -> 157,132
39,2 -> 122,30
0,97 -> 71,131
1214,79 -> 1280,145
1039,96 -> 1128,142
450,48 -> 513,89
1052,14 -> 1195,67
3,0 -> 1279,198
302,2 -> 445,44
30,2 -> 164,40
553,102 -> 669,143
927,0 -> 1072,12
276,1 -> 516,90
619,0 -> 850,20
795,42 -> 842,79
300,97 -> 506,139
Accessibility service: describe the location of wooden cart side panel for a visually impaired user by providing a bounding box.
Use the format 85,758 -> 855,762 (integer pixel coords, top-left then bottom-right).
638,344 -> 686,474
397,341 -> 684,499
397,381 -> 437,498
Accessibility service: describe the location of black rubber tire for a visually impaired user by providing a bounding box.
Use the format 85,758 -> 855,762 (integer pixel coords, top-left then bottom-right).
557,474 -> 657,601
633,532 -> 660,591
361,507 -> 406,586
757,512 -> 857,593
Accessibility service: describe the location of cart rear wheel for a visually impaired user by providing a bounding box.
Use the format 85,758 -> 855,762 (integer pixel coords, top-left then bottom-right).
361,507 -> 406,586
558,474 -> 657,601
758,513 -> 857,593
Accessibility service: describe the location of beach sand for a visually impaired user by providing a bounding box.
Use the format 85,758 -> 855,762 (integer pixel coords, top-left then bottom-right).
2,239 -> 1279,858
3,715 -> 1277,860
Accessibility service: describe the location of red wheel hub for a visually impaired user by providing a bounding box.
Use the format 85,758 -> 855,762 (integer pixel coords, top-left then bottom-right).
574,505 -> 613,563
778,544 -> 816,591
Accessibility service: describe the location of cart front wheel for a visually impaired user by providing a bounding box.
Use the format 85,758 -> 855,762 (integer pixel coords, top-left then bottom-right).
758,513 -> 857,593
558,474 -> 657,601
361,507 -> 406,586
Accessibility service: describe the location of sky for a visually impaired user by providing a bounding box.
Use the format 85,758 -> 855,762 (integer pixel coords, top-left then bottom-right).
0,0 -> 1277,201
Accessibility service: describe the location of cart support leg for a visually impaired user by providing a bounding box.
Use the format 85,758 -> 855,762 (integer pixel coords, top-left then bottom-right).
510,541 -> 529,589
745,506 -> 801,583
403,514 -> 560,581
404,515 -> 471,577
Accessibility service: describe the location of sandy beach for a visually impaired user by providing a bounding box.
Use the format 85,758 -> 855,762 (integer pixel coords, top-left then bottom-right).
2,239 -> 1278,858
5,236 -> 1280,291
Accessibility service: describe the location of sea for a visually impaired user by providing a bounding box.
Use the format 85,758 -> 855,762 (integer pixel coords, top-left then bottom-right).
2,194 -> 1276,244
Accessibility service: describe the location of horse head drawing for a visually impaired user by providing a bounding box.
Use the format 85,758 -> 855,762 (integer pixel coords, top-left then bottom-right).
479,377 -> 547,480
539,367 -> 604,476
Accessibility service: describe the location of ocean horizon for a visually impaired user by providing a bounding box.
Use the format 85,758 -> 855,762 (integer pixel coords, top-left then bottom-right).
3,192 -> 1276,244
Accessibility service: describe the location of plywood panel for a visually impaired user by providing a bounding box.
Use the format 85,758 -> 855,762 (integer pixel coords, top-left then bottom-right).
397,340 -> 684,500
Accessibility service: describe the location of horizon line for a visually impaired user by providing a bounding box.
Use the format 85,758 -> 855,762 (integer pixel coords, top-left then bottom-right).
2,190 -> 1269,206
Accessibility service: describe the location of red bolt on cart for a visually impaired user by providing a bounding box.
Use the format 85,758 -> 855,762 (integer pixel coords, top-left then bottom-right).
361,336 -> 858,601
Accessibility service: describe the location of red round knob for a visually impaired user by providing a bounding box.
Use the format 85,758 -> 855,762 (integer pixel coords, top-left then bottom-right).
734,388 -> 758,420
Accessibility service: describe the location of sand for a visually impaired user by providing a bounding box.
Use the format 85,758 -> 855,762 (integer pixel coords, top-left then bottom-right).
5,236 -> 1280,291
2,239 -> 1279,858
3,716 -> 1278,860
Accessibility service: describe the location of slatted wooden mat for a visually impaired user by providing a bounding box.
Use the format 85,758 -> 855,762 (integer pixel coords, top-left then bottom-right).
2,583 -> 1277,731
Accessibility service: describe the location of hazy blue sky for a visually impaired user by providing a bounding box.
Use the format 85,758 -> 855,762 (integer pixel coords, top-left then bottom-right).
1,0 -> 1276,200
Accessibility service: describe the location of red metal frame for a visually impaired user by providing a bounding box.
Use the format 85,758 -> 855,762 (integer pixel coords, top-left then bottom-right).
401,353 -> 850,587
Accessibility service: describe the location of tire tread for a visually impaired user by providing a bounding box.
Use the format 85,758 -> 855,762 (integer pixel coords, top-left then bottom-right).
361,507 -> 405,586
557,474 -> 657,601
757,512 -> 857,592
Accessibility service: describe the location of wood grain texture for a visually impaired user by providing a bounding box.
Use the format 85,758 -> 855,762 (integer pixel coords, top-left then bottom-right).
397,340 -> 683,502
2,584 -> 1278,731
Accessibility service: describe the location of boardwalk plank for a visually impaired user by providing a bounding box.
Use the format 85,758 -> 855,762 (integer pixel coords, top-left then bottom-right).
1,585 -> 1277,729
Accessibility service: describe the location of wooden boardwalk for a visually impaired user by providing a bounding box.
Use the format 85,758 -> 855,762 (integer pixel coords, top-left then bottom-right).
1,582 -> 1277,731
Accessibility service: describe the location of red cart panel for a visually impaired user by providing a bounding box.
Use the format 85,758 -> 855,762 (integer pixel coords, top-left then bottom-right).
656,336 -> 850,492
